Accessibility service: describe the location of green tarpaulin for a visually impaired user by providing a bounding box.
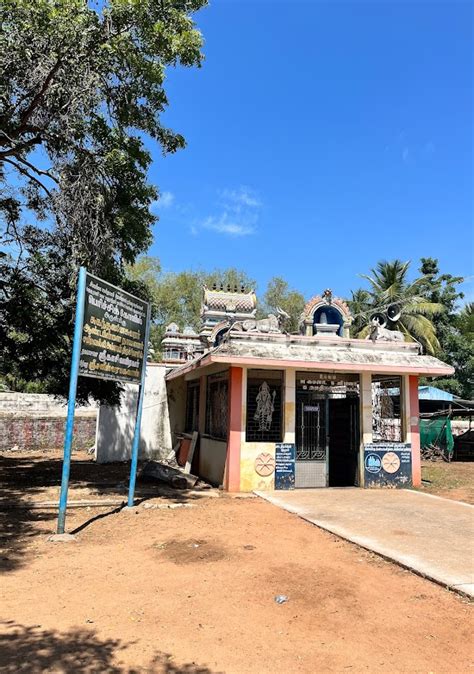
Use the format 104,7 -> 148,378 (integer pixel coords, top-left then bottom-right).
420,417 -> 454,455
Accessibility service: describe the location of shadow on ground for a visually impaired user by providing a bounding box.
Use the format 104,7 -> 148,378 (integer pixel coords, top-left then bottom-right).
0,454 -> 57,574
0,621 -> 217,673
0,451 -> 214,572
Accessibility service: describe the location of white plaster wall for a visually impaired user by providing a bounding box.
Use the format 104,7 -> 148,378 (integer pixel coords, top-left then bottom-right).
96,364 -> 173,463
167,376 -> 187,445
0,392 -> 97,417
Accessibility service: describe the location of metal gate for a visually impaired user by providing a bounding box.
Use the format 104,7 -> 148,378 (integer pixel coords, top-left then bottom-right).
295,389 -> 328,488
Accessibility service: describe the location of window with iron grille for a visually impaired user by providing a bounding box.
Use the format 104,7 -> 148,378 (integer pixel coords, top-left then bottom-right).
205,372 -> 228,440
185,380 -> 200,433
246,369 -> 283,442
371,374 -> 403,442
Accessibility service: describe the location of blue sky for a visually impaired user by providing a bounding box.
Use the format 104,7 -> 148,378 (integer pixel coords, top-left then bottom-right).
148,0 -> 473,301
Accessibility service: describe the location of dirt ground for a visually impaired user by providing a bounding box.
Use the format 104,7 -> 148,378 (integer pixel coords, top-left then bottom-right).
418,460 -> 474,504
1,450 -> 473,673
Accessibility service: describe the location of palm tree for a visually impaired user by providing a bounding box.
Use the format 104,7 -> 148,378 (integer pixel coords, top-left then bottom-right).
348,288 -> 371,336
457,302 -> 474,340
349,260 -> 445,354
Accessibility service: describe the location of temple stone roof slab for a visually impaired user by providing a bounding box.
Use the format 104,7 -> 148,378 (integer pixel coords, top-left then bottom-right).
166,335 -> 453,380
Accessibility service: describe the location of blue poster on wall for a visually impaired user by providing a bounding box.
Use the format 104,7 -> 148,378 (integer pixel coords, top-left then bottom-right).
364,443 -> 412,488
275,443 -> 295,490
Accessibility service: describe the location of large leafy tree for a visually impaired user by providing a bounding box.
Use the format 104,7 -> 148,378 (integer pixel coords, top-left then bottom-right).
416,258 -> 472,399
416,257 -> 464,341
348,259 -> 444,354
0,0 -> 206,399
0,0 -> 206,254
431,328 -> 474,399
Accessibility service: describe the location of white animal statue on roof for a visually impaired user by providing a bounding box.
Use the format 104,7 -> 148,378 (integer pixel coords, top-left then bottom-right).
368,318 -> 405,343
236,307 -> 290,333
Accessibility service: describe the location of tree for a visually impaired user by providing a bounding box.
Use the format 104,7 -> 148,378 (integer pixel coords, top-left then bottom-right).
1,0 -> 206,258
452,303 -> 474,399
262,277 -> 306,333
348,288 -> 371,336
0,0 -> 206,399
0,227 -> 139,402
427,329 -> 473,399
457,302 -> 474,341
124,256 -> 162,302
348,259 -> 444,354
416,258 -> 472,398
417,257 -> 464,340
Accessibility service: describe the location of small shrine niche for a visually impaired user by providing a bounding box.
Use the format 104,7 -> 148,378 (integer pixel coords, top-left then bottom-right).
300,289 -> 352,338
313,306 -> 344,336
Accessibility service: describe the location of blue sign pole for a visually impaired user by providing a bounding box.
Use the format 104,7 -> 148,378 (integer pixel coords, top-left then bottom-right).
57,266 -> 87,534
127,303 -> 151,507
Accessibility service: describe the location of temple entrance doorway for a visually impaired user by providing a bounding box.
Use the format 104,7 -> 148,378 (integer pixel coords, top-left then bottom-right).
295,373 -> 360,488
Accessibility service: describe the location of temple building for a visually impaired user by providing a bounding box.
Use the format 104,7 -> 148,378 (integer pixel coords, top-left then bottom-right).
96,285 -> 454,492
199,283 -> 258,346
161,323 -> 203,365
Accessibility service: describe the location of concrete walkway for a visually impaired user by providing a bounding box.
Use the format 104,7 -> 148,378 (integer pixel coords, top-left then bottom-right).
255,488 -> 474,598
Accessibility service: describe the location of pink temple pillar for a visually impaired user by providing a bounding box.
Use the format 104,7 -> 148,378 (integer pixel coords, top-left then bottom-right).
225,366 -> 243,492
409,375 -> 421,486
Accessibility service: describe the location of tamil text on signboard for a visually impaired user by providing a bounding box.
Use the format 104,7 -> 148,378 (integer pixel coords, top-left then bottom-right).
79,273 -> 149,384
364,443 -> 412,488
275,443 -> 296,490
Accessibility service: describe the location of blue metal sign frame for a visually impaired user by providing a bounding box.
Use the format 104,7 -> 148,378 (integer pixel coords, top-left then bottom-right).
57,267 -> 150,533
127,302 -> 151,507
57,267 -> 87,534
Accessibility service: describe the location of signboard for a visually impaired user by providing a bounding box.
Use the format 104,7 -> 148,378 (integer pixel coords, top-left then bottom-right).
275,443 -> 295,490
79,272 -> 149,384
298,377 -> 359,399
364,443 -> 412,488
57,267 -> 151,534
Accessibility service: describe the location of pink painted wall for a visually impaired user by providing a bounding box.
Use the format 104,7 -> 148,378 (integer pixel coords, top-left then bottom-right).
225,366 -> 243,492
409,375 -> 421,486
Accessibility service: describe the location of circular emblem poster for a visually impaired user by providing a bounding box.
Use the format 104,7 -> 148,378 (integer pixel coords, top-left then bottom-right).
254,452 -> 275,477
365,453 -> 382,474
381,451 -> 401,474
